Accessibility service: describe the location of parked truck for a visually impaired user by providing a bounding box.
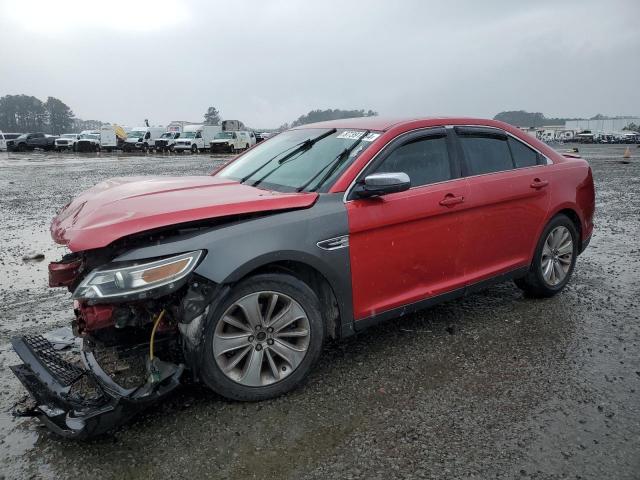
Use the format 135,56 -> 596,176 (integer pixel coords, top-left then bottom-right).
7,133 -> 58,151
75,131 -> 102,152
154,131 -> 182,152
99,125 -> 128,152
210,130 -> 255,153
173,124 -> 221,153
122,126 -> 165,152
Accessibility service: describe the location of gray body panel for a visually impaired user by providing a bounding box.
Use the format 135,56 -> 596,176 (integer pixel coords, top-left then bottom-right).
115,194 -> 355,334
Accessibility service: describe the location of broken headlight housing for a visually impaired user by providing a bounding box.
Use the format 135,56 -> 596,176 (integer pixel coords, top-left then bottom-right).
73,250 -> 203,301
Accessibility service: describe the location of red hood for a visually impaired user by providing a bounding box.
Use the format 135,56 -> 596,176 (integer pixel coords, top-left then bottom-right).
51,176 -> 318,251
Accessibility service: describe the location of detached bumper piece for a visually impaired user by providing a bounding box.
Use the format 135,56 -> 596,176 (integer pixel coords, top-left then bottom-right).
10,335 -> 183,439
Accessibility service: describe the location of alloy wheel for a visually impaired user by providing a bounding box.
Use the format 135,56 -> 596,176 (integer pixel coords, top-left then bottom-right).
541,225 -> 573,286
213,291 -> 311,387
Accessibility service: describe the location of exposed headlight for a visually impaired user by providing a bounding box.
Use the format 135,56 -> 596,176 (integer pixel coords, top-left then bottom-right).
73,250 -> 203,301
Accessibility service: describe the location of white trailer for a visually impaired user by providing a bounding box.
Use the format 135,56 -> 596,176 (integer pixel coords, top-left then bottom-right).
174,124 -> 221,153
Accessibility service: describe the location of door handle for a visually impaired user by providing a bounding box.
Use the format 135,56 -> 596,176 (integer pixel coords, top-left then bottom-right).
439,194 -> 464,207
530,178 -> 549,189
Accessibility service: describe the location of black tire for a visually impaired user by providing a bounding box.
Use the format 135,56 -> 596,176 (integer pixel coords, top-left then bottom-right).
17,143 -> 26,152
245,143 -> 249,150
191,144 -> 198,154
514,214 -> 579,298
200,273 -> 325,401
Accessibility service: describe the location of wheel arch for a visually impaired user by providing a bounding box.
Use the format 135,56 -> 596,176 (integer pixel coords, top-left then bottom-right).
546,204 -> 584,250
220,252 -> 345,340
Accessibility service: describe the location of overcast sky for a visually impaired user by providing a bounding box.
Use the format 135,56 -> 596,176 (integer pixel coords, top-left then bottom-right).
0,0 -> 638,128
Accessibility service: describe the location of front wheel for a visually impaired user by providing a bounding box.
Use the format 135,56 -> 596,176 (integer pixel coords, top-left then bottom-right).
515,214 -> 578,297
191,144 -> 198,154
200,273 -> 325,401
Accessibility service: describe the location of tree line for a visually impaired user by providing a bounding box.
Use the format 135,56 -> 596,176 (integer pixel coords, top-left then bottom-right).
0,94 -> 94,134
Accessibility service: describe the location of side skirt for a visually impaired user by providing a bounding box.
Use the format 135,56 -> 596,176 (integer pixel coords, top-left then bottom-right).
352,266 -> 529,332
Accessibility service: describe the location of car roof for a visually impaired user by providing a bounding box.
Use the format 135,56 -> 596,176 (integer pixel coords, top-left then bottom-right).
292,116 -> 503,132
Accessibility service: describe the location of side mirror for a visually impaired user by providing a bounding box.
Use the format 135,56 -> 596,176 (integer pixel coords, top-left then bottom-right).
354,172 -> 411,198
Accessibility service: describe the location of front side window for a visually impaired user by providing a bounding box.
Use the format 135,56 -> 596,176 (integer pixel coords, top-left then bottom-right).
218,128 -> 380,192
373,136 -> 452,188
508,137 -> 540,168
458,134 -> 513,175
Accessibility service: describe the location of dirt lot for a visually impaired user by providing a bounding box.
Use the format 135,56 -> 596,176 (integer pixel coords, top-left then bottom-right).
0,145 -> 638,479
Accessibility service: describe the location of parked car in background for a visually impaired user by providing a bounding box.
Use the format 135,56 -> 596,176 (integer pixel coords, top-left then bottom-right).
10,117 -> 595,439
123,126 -> 165,152
174,124 -> 220,153
154,131 -> 181,152
2,133 -> 22,151
55,133 -> 81,151
75,131 -> 101,152
210,130 -> 254,153
99,125 -> 127,152
0,131 -> 5,151
7,132 -> 58,151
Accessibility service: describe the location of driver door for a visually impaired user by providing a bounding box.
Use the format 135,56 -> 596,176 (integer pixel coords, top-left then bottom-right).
346,129 -> 468,321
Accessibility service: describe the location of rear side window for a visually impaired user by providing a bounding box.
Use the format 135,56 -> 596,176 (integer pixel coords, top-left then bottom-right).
374,136 -> 452,188
508,137 -> 539,168
458,135 -> 513,175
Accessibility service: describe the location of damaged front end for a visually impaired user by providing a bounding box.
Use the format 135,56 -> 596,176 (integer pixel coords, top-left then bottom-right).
11,247 -> 216,439
11,333 -> 183,439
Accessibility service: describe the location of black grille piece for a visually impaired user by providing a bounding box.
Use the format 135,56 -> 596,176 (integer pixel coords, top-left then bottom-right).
22,335 -> 85,387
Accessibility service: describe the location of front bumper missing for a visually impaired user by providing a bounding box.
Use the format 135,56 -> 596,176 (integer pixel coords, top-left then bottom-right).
10,334 -> 184,439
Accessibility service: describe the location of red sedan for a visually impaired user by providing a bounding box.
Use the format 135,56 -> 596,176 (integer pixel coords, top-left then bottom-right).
12,117 -> 595,438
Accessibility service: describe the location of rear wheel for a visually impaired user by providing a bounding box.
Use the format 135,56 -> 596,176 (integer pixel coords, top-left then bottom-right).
200,273 -> 325,401
515,214 -> 578,297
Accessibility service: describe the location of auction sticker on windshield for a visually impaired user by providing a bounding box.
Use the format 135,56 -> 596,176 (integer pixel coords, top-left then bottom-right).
336,131 -> 380,142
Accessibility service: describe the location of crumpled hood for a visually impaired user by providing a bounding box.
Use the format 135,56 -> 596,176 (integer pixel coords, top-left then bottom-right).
51,176 -> 318,251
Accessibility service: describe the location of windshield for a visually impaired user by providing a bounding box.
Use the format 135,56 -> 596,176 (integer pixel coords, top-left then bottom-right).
215,132 -> 234,139
129,130 -> 146,137
160,132 -> 172,138
217,128 -> 380,192
61,134 -> 77,138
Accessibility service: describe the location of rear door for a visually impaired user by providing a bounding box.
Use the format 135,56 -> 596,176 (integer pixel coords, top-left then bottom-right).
453,126 -> 550,284
346,128 -> 468,320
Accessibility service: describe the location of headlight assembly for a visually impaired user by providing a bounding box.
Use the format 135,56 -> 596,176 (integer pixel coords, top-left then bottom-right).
73,250 -> 203,301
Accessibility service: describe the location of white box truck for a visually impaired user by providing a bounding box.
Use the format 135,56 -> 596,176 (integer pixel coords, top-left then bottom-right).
173,124 -> 221,153
123,126 -> 165,152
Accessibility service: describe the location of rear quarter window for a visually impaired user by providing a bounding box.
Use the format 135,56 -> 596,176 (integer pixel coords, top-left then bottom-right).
508,137 -> 540,168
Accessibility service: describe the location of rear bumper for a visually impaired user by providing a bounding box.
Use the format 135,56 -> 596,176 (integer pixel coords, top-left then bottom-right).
10,334 -> 183,439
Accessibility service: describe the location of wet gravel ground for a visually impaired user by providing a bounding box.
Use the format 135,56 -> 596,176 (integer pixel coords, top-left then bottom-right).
0,145 -> 639,479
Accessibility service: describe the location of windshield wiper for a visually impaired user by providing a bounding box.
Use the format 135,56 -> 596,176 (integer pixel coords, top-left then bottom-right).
246,128 -> 337,187
296,130 -> 371,192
